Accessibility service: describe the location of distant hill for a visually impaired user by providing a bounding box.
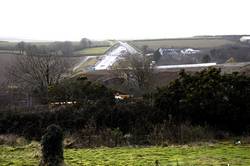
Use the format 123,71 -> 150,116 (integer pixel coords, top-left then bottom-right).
125,35 -> 250,65
194,35 -> 248,40
0,35 -> 248,50
0,37 -> 53,43
127,36 -> 243,50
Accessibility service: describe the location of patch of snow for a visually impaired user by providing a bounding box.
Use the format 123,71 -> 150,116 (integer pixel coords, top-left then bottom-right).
240,36 -> 250,42
181,48 -> 200,55
94,41 -> 139,70
118,41 -> 138,54
94,55 -> 118,70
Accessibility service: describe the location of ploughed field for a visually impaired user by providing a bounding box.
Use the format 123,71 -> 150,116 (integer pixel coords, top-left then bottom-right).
1,142 -> 250,165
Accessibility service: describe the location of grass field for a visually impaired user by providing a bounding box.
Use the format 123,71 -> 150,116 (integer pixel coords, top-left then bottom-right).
1,142 -> 250,165
0,41 -> 17,46
128,37 -> 236,49
74,47 -> 110,56
73,57 -> 99,73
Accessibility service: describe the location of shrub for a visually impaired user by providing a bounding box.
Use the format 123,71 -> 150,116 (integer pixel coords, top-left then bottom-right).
0,134 -> 28,146
154,68 -> 250,134
148,121 -> 214,145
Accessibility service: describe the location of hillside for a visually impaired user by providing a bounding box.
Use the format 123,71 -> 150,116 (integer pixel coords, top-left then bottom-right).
127,36 -> 239,50
1,35 -> 250,86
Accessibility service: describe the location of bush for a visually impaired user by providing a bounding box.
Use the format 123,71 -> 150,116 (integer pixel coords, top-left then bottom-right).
154,68 -> 250,134
0,134 -> 28,146
0,106 -> 92,137
148,121 -> 214,145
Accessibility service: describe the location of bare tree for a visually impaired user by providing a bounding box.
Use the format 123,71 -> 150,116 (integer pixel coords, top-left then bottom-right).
113,50 -> 155,95
6,44 -> 70,104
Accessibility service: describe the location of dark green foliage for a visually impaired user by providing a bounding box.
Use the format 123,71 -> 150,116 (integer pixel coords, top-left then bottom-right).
0,102 -> 155,143
40,124 -> 64,166
108,102 -> 153,132
154,68 -> 250,133
49,77 -> 115,107
0,107 -> 90,139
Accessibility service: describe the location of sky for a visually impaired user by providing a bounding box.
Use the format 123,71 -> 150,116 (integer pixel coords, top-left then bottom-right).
0,0 -> 250,41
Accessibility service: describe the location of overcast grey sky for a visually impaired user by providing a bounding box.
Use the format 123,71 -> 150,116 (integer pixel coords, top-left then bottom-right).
0,0 -> 250,41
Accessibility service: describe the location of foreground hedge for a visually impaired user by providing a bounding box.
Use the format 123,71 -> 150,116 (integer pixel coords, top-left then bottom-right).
0,103 -> 155,140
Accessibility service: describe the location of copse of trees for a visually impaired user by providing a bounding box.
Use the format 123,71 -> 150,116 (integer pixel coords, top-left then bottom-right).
16,41 -> 76,57
154,68 -> 250,133
80,38 -> 92,49
53,41 -> 74,56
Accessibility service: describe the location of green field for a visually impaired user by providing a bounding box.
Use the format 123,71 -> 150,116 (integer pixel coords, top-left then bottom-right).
128,37 -> 236,49
73,57 -> 99,73
74,47 -> 110,56
1,142 -> 250,165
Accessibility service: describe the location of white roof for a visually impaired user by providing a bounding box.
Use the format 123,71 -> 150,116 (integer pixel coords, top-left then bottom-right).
156,63 -> 217,69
